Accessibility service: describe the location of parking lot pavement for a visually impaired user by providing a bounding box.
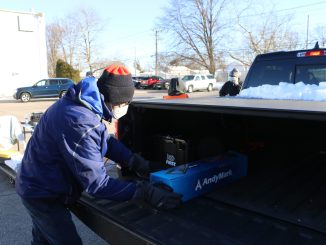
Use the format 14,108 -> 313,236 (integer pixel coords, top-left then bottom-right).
0,171 -> 108,244
0,171 -> 31,244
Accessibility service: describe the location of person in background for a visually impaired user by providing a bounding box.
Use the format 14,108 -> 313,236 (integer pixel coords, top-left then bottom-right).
85,71 -> 93,77
168,77 -> 183,96
219,68 -> 242,97
16,64 -> 182,245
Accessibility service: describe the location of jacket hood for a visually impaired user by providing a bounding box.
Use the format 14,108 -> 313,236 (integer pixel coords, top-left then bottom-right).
66,77 -> 112,121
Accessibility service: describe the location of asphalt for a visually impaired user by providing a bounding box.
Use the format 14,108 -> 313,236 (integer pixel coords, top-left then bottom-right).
0,170 -> 108,245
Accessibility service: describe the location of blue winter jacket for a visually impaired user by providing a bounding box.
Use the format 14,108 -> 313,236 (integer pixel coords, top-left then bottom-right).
16,77 -> 137,203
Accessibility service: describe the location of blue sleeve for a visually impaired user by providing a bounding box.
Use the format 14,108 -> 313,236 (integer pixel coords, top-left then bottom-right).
106,136 -> 133,167
59,121 -> 136,201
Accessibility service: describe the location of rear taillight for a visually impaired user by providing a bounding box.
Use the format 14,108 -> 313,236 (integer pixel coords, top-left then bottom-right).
297,50 -> 325,57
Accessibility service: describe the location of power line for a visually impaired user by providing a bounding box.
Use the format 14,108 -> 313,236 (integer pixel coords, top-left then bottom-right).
271,1 -> 326,13
102,1 -> 326,53
236,1 -> 326,20
105,1 -> 326,47
70,1 -> 326,67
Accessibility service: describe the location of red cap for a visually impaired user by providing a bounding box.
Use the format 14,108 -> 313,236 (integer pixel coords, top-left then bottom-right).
104,65 -> 130,76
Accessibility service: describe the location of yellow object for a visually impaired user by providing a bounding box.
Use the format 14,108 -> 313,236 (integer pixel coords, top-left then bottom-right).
0,149 -> 21,159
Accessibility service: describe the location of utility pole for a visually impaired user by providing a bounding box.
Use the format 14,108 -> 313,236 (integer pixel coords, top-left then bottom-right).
306,15 -> 309,49
155,30 -> 158,76
134,46 -> 137,77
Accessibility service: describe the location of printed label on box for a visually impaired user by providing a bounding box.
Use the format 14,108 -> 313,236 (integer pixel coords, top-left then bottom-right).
195,169 -> 232,191
150,151 -> 247,202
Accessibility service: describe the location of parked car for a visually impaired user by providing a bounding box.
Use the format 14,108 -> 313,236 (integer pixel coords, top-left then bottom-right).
132,76 -> 144,89
139,76 -> 164,89
132,77 -> 140,89
153,78 -> 171,90
13,78 -> 74,102
132,76 -> 148,89
179,74 -> 216,93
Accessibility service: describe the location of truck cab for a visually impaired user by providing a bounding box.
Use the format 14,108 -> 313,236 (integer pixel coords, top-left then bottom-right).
242,46 -> 326,90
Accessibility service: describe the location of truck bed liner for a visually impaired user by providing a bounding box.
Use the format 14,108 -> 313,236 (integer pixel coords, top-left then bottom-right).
210,152 -> 326,235
74,154 -> 326,245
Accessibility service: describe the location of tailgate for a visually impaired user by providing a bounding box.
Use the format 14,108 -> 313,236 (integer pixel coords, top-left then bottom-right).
71,192 -> 326,245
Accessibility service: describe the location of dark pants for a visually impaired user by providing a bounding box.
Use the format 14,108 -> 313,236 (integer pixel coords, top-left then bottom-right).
21,197 -> 83,245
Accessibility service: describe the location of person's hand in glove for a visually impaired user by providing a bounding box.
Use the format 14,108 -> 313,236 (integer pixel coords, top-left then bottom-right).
128,153 -> 161,178
133,181 -> 182,209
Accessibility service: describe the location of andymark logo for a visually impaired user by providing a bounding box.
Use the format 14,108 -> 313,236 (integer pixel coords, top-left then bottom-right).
195,169 -> 232,191
166,153 -> 176,166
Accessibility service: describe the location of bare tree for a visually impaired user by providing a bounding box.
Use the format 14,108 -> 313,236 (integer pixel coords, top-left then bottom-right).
158,52 -> 195,70
46,23 -> 64,77
46,18 -> 81,76
230,8 -> 299,66
59,16 -> 80,68
134,59 -> 145,73
313,25 -> 326,47
46,7 -> 105,75
159,0 -> 229,74
73,8 -> 104,72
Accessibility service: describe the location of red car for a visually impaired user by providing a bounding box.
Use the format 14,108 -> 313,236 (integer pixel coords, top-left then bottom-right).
139,76 -> 164,89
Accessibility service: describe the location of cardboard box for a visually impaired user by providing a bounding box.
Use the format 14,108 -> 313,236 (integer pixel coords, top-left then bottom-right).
150,151 -> 247,202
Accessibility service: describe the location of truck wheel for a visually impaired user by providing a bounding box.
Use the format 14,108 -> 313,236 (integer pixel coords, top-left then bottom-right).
59,90 -> 67,98
187,85 -> 193,93
207,84 -> 213,92
20,92 -> 31,102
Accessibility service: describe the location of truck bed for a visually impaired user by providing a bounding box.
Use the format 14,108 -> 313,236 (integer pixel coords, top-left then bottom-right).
73,145 -> 326,244
74,153 -> 326,244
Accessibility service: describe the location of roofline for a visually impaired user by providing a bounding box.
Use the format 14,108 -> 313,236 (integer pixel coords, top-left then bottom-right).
0,8 -> 43,17
257,46 -> 326,59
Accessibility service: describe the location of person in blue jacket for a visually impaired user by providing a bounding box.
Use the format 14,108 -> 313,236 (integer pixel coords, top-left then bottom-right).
16,64 -> 182,245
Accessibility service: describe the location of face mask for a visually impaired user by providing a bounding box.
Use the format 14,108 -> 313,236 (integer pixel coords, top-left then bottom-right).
111,104 -> 129,119
230,76 -> 239,85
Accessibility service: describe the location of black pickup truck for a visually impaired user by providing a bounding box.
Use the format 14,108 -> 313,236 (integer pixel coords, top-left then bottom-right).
58,46 -> 326,244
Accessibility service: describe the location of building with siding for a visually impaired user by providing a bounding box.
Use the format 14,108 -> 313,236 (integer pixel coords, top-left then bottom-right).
0,9 -> 47,97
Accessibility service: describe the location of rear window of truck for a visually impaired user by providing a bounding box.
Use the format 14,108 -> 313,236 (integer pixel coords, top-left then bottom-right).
245,61 -> 326,89
244,60 -> 293,88
295,65 -> 326,85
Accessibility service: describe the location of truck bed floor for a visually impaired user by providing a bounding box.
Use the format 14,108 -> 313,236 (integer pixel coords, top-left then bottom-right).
210,152 -> 326,235
75,152 -> 326,245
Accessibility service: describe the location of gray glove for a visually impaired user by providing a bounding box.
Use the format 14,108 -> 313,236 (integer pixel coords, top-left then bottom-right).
133,182 -> 182,209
